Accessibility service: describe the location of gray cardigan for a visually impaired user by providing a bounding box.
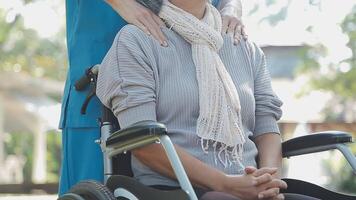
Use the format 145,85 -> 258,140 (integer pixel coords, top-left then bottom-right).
96,25 -> 283,187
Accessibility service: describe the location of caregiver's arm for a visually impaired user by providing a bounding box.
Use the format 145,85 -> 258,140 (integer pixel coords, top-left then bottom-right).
218,0 -> 242,19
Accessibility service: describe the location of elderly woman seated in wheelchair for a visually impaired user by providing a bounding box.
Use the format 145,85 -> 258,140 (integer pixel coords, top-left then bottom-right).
59,0 -> 356,200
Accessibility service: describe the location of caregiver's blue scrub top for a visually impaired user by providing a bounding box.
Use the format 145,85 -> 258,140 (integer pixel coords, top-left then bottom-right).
59,0 -> 127,128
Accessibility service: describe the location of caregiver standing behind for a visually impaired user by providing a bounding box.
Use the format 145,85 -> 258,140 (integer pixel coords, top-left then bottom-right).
59,0 -> 245,196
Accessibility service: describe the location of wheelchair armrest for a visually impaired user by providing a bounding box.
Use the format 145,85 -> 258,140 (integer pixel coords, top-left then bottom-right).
105,121 -> 198,199
106,120 -> 167,151
282,131 -> 353,158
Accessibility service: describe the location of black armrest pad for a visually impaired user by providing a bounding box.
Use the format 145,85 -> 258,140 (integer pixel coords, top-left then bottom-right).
282,131 -> 353,157
106,120 -> 167,148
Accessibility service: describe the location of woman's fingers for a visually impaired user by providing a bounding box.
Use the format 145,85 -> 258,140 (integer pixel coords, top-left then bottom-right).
259,192 -> 285,200
258,187 -> 280,199
256,178 -> 287,199
265,179 -> 288,190
275,194 -> 285,200
254,173 -> 273,186
253,167 -> 278,177
244,166 -> 257,174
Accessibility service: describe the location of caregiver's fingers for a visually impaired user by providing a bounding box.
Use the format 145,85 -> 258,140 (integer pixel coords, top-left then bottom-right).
241,25 -> 248,40
221,15 -> 246,45
234,24 -> 243,45
134,20 -> 151,35
222,15 -> 230,34
227,17 -> 239,35
222,15 -> 239,34
110,0 -> 167,46
152,14 -> 168,46
138,12 -> 168,46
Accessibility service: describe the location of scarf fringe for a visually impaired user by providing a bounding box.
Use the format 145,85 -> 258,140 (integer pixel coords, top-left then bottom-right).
200,138 -> 245,169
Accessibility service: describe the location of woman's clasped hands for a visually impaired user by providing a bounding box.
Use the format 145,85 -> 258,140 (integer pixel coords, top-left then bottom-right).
218,167 -> 287,200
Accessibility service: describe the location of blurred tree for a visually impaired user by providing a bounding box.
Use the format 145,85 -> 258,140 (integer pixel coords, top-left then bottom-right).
248,1 -> 356,191
0,5 -> 67,81
296,5 -> 356,192
297,5 -> 356,122
323,143 -> 356,194
3,130 -> 61,183
0,0 -> 65,184
46,130 -> 61,183
4,132 -> 34,183
247,0 -> 312,26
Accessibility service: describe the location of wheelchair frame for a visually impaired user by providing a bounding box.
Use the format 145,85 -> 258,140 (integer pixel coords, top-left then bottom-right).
99,113 -> 198,200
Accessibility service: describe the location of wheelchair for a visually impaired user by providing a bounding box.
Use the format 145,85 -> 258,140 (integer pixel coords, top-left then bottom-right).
58,65 -> 356,200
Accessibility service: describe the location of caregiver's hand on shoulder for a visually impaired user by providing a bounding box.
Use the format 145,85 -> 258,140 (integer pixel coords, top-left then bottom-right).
105,0 -> 168,46
221,15 -> 247,45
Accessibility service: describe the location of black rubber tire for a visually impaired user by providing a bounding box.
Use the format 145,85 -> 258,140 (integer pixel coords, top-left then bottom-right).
58,193 -> 86,200
67,180 -> 116,200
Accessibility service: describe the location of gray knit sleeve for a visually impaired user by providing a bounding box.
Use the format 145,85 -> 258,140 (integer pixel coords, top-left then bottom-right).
96,26 -> 157,128
248,42 -> 283,137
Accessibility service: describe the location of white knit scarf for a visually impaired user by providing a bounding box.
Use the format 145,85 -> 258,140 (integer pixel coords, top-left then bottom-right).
159,1 -> 245,167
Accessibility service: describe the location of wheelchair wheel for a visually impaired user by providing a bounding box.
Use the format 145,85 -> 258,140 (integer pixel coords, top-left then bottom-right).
58,180 -> 116,200
58,193 -> 85,200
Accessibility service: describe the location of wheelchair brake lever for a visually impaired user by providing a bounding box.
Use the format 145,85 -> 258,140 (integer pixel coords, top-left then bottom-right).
79,66 -> 99,114
80,85 -> 96,115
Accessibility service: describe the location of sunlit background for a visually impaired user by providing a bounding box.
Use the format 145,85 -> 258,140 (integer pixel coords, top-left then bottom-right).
0,0 -> 355,199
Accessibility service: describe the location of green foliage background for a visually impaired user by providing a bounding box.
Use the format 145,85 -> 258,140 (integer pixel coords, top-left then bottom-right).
0,5 -> 67,81
0,0 -> 65,183
4,131 -> 61,183
296,6 -> 356,119
4,131 -> 34,183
